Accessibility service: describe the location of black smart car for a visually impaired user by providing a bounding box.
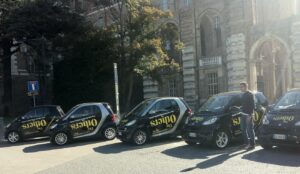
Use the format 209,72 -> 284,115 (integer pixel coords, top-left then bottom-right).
5,105 -> 65,143
182,91 -> 268,149
258,89 -> 300,149
117,97 -> 192,145
49,103 -> 117,145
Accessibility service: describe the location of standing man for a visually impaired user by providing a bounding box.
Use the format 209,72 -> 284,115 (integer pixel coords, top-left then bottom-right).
240,82 -> 255,150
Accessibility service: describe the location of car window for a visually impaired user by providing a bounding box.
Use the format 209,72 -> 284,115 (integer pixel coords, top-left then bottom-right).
24,108 -> 45,119
70,106 -> 95,119
274,91 -> 300,110
149,100 -> 177,114
92,105 -> 102,116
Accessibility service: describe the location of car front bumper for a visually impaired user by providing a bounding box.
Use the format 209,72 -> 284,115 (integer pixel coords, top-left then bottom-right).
258,125 -> 300,147
182,124 -> 218,144
116,126 -> 135,142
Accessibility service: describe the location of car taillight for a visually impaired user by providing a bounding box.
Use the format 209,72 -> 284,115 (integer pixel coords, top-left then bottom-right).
112,114 -> 117,122
187,108 -> 193,116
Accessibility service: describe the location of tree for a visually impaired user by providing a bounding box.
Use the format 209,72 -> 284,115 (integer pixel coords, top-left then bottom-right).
0,0 -> 93,112
53,29 -> 119,110
101,0 -> 182,111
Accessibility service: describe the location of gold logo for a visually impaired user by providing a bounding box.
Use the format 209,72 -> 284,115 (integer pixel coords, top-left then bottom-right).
273,116 -> 294,123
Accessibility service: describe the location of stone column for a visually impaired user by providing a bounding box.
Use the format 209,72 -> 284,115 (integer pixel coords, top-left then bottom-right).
226,33 -> 248,91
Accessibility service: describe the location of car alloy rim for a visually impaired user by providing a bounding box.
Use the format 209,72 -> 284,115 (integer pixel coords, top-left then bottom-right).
216,131 -> 228,148
104,127 -> 116,140
55,133 -> 68,145
8,132 -> 19,143
134,131 -> 147,145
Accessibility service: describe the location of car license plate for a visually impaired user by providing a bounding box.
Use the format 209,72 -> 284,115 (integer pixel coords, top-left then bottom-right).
189,132 -> 197,138
273,134 -> 286,140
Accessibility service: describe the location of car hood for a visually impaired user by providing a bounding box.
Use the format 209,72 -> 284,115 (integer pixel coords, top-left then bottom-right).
118,114 -> 137,127
267,109 -> 300,126
186,111 -> 226,126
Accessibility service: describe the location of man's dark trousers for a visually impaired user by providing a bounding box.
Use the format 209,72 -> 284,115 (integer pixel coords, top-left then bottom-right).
240,113 -> 255,146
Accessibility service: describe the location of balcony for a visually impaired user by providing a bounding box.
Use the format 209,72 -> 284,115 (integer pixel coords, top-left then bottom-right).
199,56 -> 222,67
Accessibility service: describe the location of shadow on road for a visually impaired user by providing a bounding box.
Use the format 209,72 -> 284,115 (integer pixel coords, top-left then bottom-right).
93,137 -> 182,154
242,147 -> 300,167
0,137 -> 49,148
162,143 -> 247,172
22,138 -> 108,153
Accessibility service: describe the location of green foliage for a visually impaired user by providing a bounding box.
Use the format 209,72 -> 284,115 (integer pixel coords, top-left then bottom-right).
53,29 -> 118,110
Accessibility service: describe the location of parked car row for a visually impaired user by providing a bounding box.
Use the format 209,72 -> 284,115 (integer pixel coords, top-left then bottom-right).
4,89 -> 300,150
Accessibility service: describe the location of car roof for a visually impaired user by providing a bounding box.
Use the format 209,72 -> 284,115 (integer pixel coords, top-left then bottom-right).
34,105 -> 61,109
145,97 -> 183,101
73,102 -> 109,107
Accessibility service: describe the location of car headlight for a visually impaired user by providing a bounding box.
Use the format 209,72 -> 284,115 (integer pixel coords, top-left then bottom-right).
262,116 -> 270,125
295,121 -> 300,126
202,117 -> 218,125
6,123 -> 11,128
125,120 -> 136,127
50,124 -> 58,130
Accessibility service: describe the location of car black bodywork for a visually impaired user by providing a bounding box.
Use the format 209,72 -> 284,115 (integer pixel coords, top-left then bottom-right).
5,105 -> 65,143
258,89 -> 300,149
182,91 -> 268,149
49,103 -> 117,145
117,97 -> 192,145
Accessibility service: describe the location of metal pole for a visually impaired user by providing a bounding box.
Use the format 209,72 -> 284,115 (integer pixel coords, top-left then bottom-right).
33,95 -> 36,107
114,63 -> 120,116
0,117 -> 4,141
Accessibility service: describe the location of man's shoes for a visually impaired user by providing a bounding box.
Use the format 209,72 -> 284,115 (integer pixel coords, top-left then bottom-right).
245,145 -> 255,151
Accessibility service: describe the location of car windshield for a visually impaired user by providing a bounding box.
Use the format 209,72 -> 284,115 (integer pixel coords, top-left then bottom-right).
274,91 -> 300,110
64,105 -> 81,117
199,95 -> 233,113
126,99 -> 156,118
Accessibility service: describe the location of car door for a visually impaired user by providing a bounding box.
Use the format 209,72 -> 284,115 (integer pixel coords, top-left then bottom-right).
253,96 -> 265,129
68,105 -> 102,138
43,107 -> 60,133
230,96 -> 242,136
21,108 -> 48,137
147,99 -> 180,136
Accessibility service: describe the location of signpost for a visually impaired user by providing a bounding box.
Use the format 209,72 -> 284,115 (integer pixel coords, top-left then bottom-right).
27,81 -> 39,107
114,63 -> 120,117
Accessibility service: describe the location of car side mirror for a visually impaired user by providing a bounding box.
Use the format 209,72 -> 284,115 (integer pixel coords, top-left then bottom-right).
268,104 -> 275,111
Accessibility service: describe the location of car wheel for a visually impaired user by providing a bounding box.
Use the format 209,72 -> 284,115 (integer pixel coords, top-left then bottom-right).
7,131 -> 21,144
132,130 -> 148,146
53,132 -> 69,146
213,129 -> 230,149
260,144 -> 272,149
103,127 -> 116,140
185,140 -> 197,146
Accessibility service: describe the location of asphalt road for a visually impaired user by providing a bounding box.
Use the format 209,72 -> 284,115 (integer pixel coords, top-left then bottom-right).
1,138 -> 300,174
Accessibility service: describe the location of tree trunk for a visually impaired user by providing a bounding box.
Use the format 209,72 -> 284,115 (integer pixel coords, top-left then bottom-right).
1,38 -> 13,116
125,72 -> 134,111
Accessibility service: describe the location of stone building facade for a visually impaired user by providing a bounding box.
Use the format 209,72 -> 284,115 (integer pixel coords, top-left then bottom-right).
143,0 -> 300,110
2,0 -> 300,116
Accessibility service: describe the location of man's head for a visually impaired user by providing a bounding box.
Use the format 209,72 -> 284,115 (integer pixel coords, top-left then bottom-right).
240,82 -> 248,92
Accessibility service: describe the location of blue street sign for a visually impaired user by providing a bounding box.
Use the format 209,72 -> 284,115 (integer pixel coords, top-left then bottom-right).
27,81 -> 39,95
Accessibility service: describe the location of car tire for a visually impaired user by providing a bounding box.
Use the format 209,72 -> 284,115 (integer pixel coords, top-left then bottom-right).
185,140 -> 197,146
132,129 -> 148,146
103,127 -> 116,140
7,131 -> 21,144
52,132 -> 69,146
260,144 -> 272,149
212,129 -> 230,149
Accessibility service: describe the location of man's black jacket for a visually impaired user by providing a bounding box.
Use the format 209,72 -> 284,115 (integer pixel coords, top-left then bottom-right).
241,91 -> 255,115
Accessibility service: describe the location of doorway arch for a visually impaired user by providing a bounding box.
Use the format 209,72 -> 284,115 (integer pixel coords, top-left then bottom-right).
249,34 -> 292,102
